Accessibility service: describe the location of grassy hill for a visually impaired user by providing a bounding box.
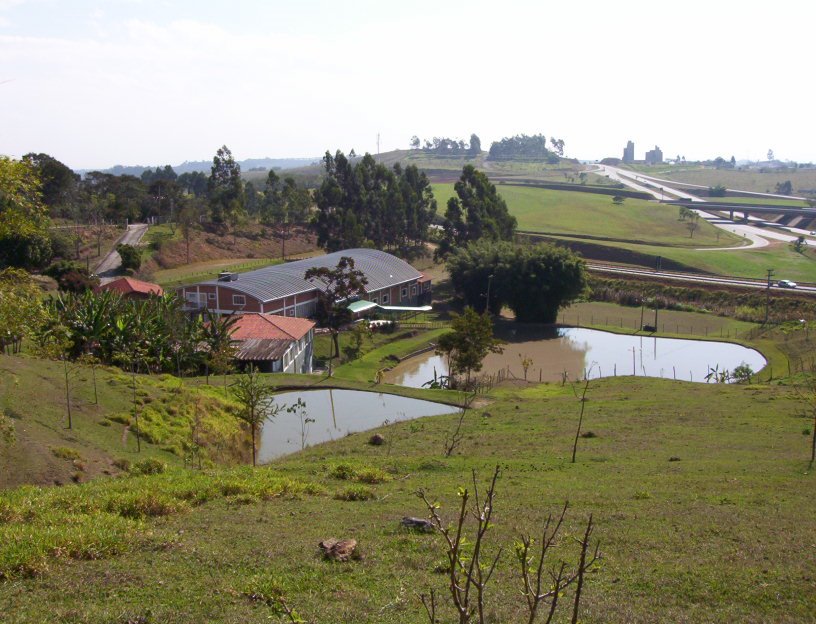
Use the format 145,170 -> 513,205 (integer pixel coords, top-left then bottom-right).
434,181 -> 816,282
0,355 -> 252,490
433,183 -> 745,249
2,354 -> 815,622
243,149 -> 599,187
624,165 -> 816,196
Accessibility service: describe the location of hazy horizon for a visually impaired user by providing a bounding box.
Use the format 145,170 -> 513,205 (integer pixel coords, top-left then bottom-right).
2,0 -> 814,170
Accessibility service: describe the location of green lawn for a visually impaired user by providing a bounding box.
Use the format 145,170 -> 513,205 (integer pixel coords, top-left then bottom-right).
3,371 -> 815,622
4,308 -> 816,622
546,232 -> 816,283
433,183 -> 744,249
627,165 -> 816,196
314,327 -> 449,383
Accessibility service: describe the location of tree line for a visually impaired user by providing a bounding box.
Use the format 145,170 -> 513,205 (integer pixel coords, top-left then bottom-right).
312,150 -> 437,252
0,146 -> 315,271
409,134 -> 481,156
487,133 -> 565,162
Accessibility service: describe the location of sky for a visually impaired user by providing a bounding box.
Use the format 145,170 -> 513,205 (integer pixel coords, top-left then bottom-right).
1,0 -> 814,170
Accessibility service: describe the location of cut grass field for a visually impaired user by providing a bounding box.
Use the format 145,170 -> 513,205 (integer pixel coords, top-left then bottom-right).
4,302 -> 816,621
547,232 -> 816,283
314,326 -> 449,383
432,183 -> 745,249
627,165 -> 816,196
2,371 -> 814,622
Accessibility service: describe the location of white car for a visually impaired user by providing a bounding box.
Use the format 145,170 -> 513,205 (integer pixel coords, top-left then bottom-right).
777,279 -> 798,289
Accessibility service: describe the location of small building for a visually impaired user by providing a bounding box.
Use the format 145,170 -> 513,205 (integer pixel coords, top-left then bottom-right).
229,313 -> 315,374
98,277 -> 164,300
177,249 -> 432,318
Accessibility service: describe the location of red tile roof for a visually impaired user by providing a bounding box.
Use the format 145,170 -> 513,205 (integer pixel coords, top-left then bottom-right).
230,313 -> 315,341
99,277 -> 164,297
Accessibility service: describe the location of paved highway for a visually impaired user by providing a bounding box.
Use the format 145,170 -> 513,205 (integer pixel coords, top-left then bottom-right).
593,164 -> 816,249
586,262 -> 816,294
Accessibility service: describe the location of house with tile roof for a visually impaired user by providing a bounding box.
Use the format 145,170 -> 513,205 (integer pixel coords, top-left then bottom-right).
176,249 -> 431,318
98,277 -> 164,299
229,313 -> 315,374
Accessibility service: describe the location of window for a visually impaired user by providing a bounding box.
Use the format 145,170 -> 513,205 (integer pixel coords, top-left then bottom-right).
401,287 -> 408,300
371,296 -> 378,304
288,309 -> 295,316
411,285 -> 417,295
232,294 -> 246,306
382,294 -> 389,304
207,293 -> 216,301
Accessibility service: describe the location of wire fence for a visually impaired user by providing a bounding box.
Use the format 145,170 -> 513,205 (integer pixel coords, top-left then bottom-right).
557,311 -> 751,340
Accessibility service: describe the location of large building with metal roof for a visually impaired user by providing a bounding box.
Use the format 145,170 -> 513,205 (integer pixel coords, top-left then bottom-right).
177,248 -> 432,318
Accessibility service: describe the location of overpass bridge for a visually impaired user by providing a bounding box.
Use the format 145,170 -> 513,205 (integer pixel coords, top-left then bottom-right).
664,199 -> 816,222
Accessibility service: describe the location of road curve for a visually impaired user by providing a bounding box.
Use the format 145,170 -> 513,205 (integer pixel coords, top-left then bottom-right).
95,224 -> 149,283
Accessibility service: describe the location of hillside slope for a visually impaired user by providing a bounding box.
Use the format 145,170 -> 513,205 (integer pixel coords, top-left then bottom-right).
1,367 -> 814,622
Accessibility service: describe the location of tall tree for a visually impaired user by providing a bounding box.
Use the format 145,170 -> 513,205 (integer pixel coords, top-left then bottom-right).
312,150 -> 435,252
437,165 -> 516,258
468,133 -> 482,155
0,268 -> 47,354
446,240 -> 588,323
231,366 -> 283,466
207,145 -> 244,225
304,256 -> 367,370
436,306 -> 502,386
0,156 -> 52,269
177,200 -> 199,265
22,153 -> 79,216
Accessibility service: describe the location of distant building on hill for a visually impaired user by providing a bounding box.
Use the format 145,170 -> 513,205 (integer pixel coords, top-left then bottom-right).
98,277 -> 163,300
645,146 -> 663,165
622,141 -> 635,164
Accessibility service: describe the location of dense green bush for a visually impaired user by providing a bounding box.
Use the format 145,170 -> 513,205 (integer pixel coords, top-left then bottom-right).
116,243 -> 141,271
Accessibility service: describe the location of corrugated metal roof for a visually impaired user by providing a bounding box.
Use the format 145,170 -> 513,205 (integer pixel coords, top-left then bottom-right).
234,338 -> 290,361
198,249 -> 422,303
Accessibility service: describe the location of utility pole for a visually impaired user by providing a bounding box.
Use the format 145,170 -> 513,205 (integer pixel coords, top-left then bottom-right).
765,268 -> 775,325
377,133 -> 380,156
484,274 -> 494,316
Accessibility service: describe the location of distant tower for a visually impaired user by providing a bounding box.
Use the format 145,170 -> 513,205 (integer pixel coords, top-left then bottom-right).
623,140 -> 635,164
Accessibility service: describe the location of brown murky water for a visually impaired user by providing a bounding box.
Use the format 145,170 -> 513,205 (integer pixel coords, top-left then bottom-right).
385,325 -> 766,388
258,389 -> 456,462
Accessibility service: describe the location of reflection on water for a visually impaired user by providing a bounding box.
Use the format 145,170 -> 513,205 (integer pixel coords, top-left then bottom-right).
257,389 -> 455,463
384,327 -> 766,388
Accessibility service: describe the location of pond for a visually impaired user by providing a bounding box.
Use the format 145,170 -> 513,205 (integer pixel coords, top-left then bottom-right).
384,326 -> 766,388
257,389 -> 456,462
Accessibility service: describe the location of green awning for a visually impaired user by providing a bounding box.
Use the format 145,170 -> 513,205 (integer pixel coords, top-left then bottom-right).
347,300 -> 378,313
378,305 -> 433,312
